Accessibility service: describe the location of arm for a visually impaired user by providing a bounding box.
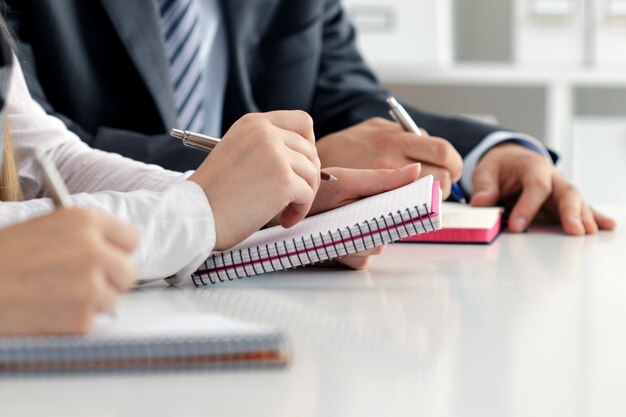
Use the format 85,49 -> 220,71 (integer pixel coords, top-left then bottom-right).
6,59 -> 194,196
4,58 -> 216,281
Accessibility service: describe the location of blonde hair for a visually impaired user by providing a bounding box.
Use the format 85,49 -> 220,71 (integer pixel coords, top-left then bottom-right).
0,123 -> 21,201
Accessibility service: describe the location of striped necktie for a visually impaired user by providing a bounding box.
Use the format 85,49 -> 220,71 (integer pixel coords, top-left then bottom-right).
155,0 -> 206,131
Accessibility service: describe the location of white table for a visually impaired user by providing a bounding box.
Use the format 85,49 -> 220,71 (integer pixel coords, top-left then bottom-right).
1,207 -> 625,417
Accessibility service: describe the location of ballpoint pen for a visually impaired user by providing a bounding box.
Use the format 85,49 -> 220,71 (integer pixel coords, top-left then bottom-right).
33,148 -> 71,208
170,128 -> 338,181
387,97 -> 467,204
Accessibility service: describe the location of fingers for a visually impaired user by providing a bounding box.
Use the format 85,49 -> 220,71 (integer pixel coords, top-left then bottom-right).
592,208 -> 617,231
325,163 -> 422,199
551,176 -> 586,236
581,204 -> 598,235
336,245 -> 386,270
283,129 -> 321,168
402,133 -> 463,181
419,164 -> 452,198
92,272 -> 119,313
279,175 -> 316,228
551,174 -> 614,236
470,159 -> 501,208
98,214 -> 140,252
286,147 -> 321,194
101,245 -> 138,293
264,110 -> 316,142
508,169 -> 552,233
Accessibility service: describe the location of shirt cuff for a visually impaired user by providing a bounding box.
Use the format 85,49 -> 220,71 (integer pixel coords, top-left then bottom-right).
460,131 -> 552,196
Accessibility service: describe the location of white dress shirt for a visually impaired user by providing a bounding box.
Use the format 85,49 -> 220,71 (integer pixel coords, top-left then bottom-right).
1,59 -> 216,282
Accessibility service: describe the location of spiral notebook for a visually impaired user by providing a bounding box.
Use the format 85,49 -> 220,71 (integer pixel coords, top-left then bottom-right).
192,175 -> 442,286
0,313 -> 288,373
402,203 -> 503,244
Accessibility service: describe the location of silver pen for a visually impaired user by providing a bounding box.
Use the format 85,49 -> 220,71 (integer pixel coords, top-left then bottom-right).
387,97 -> 423,136
386,96 -> 467,204
33,149 -> 71,208
170,128 -> 221,152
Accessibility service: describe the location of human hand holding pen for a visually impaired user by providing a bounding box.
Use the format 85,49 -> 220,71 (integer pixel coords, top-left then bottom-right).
316,117 -> 463,199
171,128 -> 337,182
0,152 -> 139,336
387,97 -> 467,203
188,111 -> 324,250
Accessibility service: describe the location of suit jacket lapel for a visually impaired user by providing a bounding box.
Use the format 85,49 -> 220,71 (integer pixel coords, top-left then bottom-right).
100,0 -> 177,129
221,0 -> 281,129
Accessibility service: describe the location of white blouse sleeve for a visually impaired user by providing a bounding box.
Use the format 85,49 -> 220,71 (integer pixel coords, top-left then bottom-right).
1,58 -> 216,282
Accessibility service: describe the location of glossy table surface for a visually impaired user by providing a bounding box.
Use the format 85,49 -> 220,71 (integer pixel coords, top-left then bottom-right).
1,207 -> 625,417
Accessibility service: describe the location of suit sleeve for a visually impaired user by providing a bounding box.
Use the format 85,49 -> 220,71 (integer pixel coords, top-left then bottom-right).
311,0 -> 510,158
4,8 -> 205,173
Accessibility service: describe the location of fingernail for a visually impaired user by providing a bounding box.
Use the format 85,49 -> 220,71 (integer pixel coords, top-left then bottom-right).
513,217 -> 527,232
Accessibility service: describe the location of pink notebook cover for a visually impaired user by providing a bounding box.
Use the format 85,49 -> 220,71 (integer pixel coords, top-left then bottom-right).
402,204 -> 502,244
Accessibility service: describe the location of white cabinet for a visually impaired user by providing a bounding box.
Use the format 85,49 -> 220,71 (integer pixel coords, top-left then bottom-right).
513,0 -> 587,67
342,0 -> 452,67
571,118 -> 626,204
593,0 -> 626,67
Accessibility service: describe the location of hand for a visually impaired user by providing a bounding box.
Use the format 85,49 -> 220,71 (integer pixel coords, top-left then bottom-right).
189,111 -> 321,250
0,209 -> 139,336
310,163 -> 422,269
316,117 -> 463,198
471,143 -> 616,235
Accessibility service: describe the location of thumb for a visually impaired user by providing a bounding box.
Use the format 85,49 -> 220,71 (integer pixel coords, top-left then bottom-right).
327,163 -> 421,199
470,162 -> 501,207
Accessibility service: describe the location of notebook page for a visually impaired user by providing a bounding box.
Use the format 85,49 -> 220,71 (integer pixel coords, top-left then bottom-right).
91,313 -> 277,339
440,203 -> 502,229
228,176 -> 434,251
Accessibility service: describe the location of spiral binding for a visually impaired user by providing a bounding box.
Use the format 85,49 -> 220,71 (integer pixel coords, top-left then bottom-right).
191,203 -> 441,287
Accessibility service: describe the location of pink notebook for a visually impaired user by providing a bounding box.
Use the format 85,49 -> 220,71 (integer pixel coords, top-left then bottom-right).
402,203 -> 503,244
192,176 -> 443,285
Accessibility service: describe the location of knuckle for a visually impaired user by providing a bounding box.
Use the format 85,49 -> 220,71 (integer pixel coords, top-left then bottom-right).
560,183 -> 578,197
67,207 -> 98,227
78,234 -> 106,264
529,177 -> 552,194
433,140 -> 453,162
294,110 -> 313,127
239,112 -> 260,125
372,157 -> 397,169
275,161 -> 293,184
369,117 -> 390,127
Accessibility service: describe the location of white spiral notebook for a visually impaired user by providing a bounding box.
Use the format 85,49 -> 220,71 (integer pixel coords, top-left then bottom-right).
191,175 -> 442,286
0,313 -> 288,373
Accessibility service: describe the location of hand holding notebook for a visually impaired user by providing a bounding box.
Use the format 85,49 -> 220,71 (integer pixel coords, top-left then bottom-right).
191,175 -> 443,285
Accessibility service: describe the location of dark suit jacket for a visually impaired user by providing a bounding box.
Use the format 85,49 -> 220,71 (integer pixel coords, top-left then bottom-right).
5,0 -> 509,172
